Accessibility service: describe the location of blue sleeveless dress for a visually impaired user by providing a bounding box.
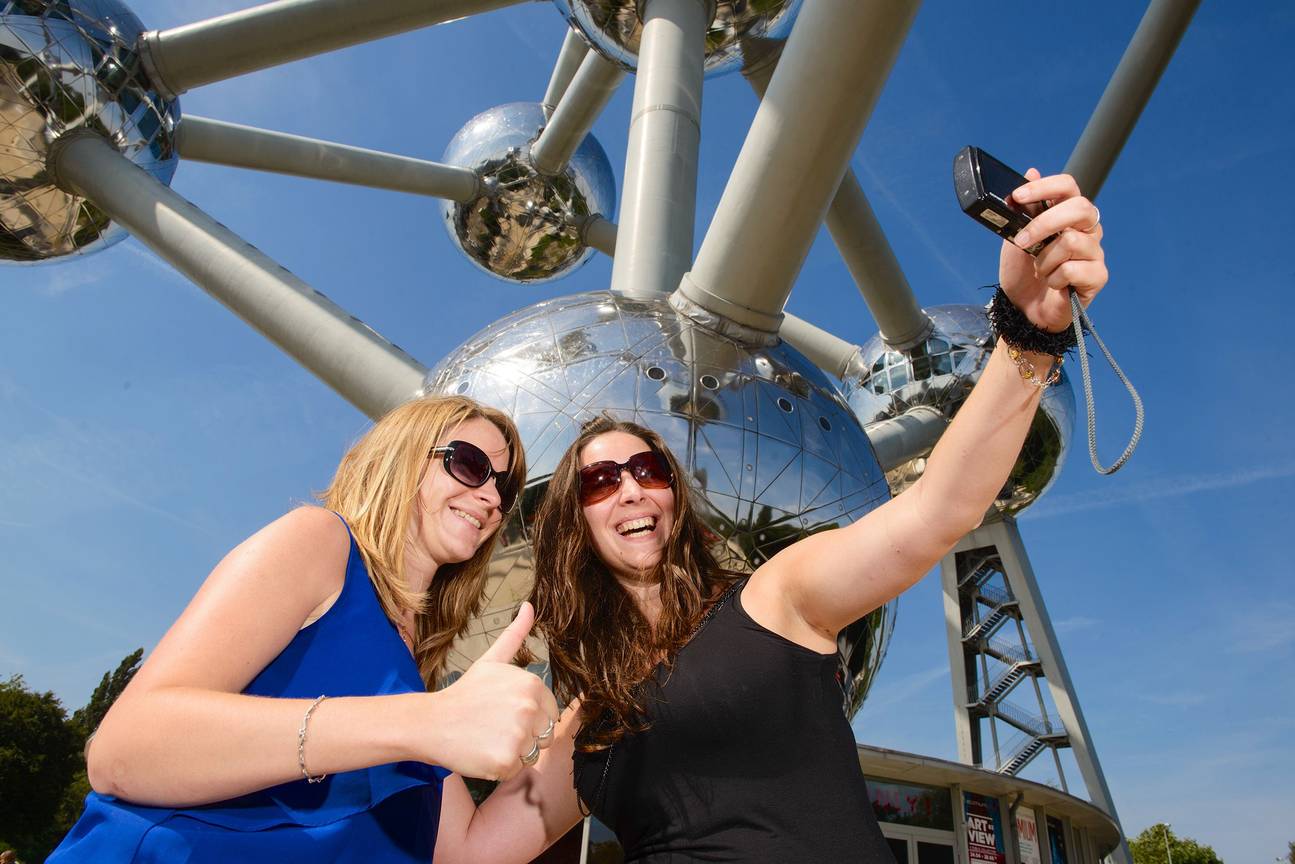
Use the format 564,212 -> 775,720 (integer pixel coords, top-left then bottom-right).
49,516 -> 450,862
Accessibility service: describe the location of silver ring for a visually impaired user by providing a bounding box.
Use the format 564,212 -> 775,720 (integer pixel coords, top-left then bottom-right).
520,739 -> 541,766
537,719 -> 556,742
1087,205 -> 1101,232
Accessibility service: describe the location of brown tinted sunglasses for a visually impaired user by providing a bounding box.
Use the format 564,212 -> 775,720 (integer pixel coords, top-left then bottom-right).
578,451 -> 673,506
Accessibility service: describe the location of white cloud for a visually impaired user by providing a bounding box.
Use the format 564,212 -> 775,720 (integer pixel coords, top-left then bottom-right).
1022,461 -> 1295,521
1226,601 -> 1295,655
1136,689 -> 1211,708
857,663 -> 948,714
1053,615 -> 1099,635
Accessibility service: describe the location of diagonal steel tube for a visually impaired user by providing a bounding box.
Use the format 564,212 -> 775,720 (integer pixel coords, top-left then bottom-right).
1064,0 -> 1200,199
822,170 -> 931,348
531,50 -> 625,176
542,28 -> 591,121
777,312 -> 863,381
609,0 -> 708,299
673,0 -> 919,336
864,406 -> 949,474
581,215 -> 617,258
176,115 -> 481,201
139,0 -> 527,99
744,52 -> 930,350
49,133 -> 427,419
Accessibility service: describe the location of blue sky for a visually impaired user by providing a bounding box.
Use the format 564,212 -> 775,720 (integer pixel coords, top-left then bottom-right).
3,1 -> 1292,860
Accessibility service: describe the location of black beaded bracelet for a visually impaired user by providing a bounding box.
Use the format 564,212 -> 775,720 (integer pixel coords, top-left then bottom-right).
987,285 -> 1079,356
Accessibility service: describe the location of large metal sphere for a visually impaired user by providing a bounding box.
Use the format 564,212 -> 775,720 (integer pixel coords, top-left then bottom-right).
0,0 -> 179,263
428,290 -> 894,717
440,102 -> 614,284
842,304 -> 1075,518
552,0 -> 802,77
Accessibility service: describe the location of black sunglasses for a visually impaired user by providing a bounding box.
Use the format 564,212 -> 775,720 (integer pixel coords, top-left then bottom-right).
578,450 -> 673,507
429,440 -> 517,513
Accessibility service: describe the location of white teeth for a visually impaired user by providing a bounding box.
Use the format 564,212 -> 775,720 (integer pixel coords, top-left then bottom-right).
616,516 -> 656,535
452,509 -> 482,529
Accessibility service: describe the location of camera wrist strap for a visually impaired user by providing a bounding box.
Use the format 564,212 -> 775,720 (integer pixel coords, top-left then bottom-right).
1067,288 -> 1144,475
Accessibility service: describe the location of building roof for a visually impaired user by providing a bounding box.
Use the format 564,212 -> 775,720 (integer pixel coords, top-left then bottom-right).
857,744 -> 1122,855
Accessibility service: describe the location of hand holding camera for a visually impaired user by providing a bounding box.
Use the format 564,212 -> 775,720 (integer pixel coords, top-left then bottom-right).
954,146 -> 1141,475
954,146 -> 1105,333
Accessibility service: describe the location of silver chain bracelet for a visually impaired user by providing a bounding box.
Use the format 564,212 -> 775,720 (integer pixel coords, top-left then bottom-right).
297,694 -> 330,784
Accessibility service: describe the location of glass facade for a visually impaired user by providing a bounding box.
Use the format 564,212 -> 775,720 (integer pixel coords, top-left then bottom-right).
1048,815 -> 1070,864
867,778 -> 956,830
574,778 -> 1100,864
918,840 -> 957,864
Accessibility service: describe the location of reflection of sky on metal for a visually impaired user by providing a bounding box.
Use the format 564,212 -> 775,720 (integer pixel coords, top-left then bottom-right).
845,304 -> 1075,517
0,0 -> 177,262
427,290 -> 892,714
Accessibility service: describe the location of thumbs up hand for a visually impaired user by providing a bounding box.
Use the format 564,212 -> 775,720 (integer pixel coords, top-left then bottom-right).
419,603 -> 560,782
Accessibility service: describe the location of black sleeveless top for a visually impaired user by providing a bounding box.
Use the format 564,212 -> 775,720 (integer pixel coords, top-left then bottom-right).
572,583 -> 894,863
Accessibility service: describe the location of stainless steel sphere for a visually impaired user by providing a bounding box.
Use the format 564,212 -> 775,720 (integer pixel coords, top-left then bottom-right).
552,0 -> 802,77
428,290 -> 894,717
0,0 -> 179,263
842,304 -> 1076,518
440,102 -> 614,284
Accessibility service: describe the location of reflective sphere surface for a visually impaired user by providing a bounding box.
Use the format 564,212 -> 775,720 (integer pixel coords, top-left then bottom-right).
552,0 -> 802,77
0,0 -> 179,263
843,304 -> 1075,517
428,290 -> 894,716
441,102 -> 615,284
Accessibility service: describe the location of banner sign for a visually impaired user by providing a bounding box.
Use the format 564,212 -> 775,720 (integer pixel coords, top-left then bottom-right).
1016,807 -> 1041,864
963,793 -> 1006,864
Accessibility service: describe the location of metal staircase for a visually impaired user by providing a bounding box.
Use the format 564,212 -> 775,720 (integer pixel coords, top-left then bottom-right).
945,531 -> 1079,784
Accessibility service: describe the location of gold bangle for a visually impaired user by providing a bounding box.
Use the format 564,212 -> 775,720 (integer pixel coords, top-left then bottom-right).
297,694 -> 329,784
1007,346 -> 1063,388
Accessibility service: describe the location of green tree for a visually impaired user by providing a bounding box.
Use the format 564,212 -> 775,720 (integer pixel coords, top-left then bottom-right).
0,650 -> 144,861
69,648 -> 143,740
1129,824 -> 1223,864
1285,840 -> 1293,864
0,676 -> 82,862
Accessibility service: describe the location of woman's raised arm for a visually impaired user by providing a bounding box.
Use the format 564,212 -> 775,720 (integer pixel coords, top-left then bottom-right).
746,170 -> 1106,647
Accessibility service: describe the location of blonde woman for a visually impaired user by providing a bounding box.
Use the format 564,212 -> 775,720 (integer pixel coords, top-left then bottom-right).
51,396 -> 559,862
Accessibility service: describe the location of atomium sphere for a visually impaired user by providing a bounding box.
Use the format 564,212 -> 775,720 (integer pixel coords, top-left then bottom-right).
552,0 -> 802,77
842,304 -> 1076,518
0,0 -> 179,263
427,290 -> 894,717
441,102 -> 614,284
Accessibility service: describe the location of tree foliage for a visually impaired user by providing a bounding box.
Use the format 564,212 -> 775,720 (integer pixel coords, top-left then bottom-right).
71,648 -> 142,739
1129,823 -> 1223,864
0,651 -> 143,862
0,676 -> 82,862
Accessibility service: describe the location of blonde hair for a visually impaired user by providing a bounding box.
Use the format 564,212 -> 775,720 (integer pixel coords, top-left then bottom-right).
322,396 -> 524,686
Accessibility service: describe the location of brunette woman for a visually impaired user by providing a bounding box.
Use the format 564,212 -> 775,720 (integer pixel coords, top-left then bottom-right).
50,395 -> 560,862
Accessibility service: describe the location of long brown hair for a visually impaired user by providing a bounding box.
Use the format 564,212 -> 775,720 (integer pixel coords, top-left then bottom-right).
322,396 -> 524,687
530,415 -> 735,749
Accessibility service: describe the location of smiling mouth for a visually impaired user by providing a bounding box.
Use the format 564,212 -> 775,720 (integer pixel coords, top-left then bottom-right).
616,516 -> 657,537
451,508 -> 482,530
